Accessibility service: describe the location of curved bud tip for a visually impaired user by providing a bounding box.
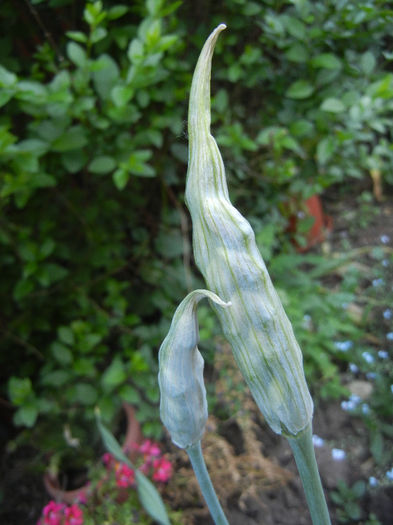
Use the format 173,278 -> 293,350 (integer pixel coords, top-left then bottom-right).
158,290 -> 230,449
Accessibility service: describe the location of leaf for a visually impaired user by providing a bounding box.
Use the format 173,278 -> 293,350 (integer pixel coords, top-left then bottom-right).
113,168 -> 129,190
0,91 -> 13,108
361,51 -> 376,75
0,65 -> 17,87
92,54 -> 120,100
317,136 -> 336,164
51,342 -> 73,365
61,150 -> 87,173
311,53 -> 342,70
320,97 -> 345,113
111,85 -> 134,107
370,431 -> 384,464
41,370 -> 70,386
290,119 -> 314,137
107,5 -> 128,20
120,385 -> 141,404
146,0 -> 163,16
66,31 -> 88,43
281,15 -> 306,40
101,357 -> 127,391
14,404 -> 38,427
52,126 -> 88,152
88,155 -> 116,174
58,326 -> 74,345
8,377 -> 32,405
135,471 -> 171,525
285,43 -> 309,63
96,414 -> 171,525
286,80 -> 314,99
67,42 -> 87,68
91,27 -> 107,44
73,383 -> 98,405
128,39 -> 144,64
38,263 -> 68,286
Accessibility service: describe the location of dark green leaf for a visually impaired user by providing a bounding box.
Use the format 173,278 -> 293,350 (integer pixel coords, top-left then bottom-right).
52,126 -> 88,152
111,85 -> 134,107
320,98 -> 345,113
14,404 -> 38,427
67,42 -> 87,68
51,342 -> 73,365
286,80 -> 314,99
311,53 -> 342,70
88,155 -> 116,174
101,358 -> 127,391
113,168 -> 129,190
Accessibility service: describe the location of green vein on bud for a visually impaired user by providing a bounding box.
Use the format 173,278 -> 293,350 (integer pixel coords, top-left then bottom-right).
158,289 -> 230,449
185,25 -> 313,437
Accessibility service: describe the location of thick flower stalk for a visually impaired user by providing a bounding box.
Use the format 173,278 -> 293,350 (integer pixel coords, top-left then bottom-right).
182,24 -> 331,525
185,23 -> 313,438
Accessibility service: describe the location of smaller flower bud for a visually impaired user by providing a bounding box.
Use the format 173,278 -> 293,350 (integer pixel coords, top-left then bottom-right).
158,290 -> 230,449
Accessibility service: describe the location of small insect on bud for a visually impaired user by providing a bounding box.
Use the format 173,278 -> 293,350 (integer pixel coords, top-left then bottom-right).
185,24 -> 313,437
158,289 -> 230,449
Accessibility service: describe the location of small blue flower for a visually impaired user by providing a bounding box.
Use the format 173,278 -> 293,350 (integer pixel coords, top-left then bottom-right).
383,309 -> 392,320
334,341 -> 353,352
387,332 -> 393,341
362,351 -> 374,364
366,372 -> 377,380
369,476 -> 378,487
386,468 -> 393,481
349,363 -> 359,373
312,435 -> 325,448
372,278 -> 384,287
361,404 -> 370,415
378,350 -> 388,359
380,234 -> 390,244
391,385 -> 393,394
382,259 -> 389,267
341,400 -> 355,411
332,448 -> 346,461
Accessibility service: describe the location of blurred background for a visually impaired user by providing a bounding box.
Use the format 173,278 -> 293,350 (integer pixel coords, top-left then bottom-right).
0,1 -> 392,523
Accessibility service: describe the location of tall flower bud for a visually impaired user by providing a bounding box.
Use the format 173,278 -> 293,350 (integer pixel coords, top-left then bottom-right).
185,25 -> 313,437
159,289 -> 230,449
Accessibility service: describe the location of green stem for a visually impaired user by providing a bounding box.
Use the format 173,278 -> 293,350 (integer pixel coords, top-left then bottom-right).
186,441 -> 229,525
288,424 -> 331,525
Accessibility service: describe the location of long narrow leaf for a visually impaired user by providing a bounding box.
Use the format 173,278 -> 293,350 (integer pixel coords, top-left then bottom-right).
96,411 -> 171,525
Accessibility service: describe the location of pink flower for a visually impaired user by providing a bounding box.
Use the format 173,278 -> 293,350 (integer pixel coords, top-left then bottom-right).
139,439 -> 161,458
40,501 -> 66,525
64,504 -> 83,525
114,462 -> 135,488
102,452 -> 114,468
152,456 -> 172,483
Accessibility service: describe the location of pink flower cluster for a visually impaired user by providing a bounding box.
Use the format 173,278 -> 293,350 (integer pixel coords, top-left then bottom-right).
38,440 -> 172,524
102,438 -> 172,486
37,501 -> 83,525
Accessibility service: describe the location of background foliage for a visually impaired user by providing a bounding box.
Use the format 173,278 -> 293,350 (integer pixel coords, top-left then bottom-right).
1,0 -> 392,473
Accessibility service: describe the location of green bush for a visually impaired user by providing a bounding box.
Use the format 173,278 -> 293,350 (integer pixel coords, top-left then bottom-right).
1,0 -> 392,460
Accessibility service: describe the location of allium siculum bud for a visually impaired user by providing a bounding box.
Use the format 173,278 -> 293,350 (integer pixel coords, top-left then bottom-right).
158,289 -> 230,449
185,24 -> 313,437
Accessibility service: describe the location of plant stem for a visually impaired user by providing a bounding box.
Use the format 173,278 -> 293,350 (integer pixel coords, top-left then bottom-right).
288,424 -> 331,525
186,441 -> 229,525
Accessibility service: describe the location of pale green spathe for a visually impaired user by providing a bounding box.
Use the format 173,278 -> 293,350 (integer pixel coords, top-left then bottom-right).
185,24 -> 313,436
158,289 -> 230,449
